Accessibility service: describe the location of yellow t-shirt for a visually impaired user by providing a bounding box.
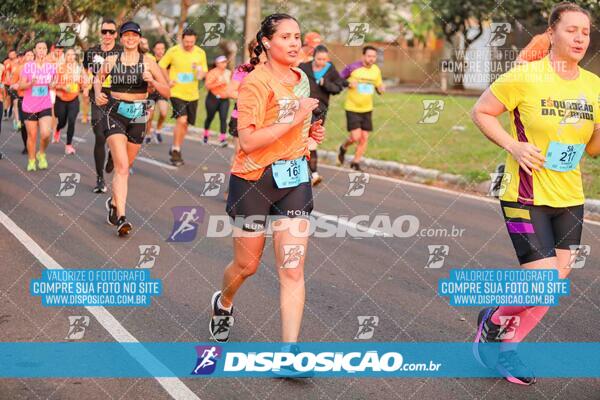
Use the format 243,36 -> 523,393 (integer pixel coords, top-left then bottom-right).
342,62 -> 383,113
490,56 -> 600,207
158,45 -> 207,101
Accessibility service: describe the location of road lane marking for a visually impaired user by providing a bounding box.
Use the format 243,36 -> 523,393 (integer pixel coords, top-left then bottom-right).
0,210 -> 201,400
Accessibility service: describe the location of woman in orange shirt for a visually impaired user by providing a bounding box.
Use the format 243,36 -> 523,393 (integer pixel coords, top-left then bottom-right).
209,14 -> 325,359
202,55 -> 231,146
10,51 -> 33,154
54,49 -> 86,154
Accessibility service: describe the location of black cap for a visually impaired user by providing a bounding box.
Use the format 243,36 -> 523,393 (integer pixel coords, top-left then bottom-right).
119,21 -> 142,36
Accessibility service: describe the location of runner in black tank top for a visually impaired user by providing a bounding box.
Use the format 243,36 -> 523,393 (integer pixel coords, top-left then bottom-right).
93,21 -> 170,237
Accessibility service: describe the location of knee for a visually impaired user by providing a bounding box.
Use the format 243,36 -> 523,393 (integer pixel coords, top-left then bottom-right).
279,265 -> 305,283
233,257 -> 261,278
114,158 -> 129,176
359,134 -> 369,145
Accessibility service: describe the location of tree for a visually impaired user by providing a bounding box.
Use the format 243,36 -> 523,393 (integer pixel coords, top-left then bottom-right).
425,0 -> 545,88
400,3 -> 438,48
0,0 -> 153,56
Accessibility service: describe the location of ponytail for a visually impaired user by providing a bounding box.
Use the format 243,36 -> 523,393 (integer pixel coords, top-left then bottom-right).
249,31 -> 265,67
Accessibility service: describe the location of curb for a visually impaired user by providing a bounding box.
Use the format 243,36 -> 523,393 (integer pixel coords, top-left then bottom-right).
318,149 -> 600,217
160,123 -> 600,217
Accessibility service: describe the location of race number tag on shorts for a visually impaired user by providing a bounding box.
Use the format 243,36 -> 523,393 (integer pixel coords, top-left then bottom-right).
272,157 -> 309,189
357,83 -> 374,94
117,102 -> 144,119
177,72 -> 194,83
32,85 -> 48,97
544,141 -> 585,172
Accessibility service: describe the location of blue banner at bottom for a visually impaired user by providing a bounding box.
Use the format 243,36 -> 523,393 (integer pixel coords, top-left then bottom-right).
0,342 -> 599,378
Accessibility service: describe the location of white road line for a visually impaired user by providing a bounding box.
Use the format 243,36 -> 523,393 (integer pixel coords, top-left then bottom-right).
137,156 -> 179,170
71,137 -> 87,143
318,164 -> 600,228
319,163 -> 498,204
312,211 -> 392,237
0,210 -> 201,400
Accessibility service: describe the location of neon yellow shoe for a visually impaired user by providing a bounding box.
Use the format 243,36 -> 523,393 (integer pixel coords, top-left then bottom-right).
27,159 -> 37,172
36,152 -> 48,170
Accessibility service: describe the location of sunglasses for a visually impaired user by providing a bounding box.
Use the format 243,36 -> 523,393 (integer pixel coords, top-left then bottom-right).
101,29 -> 116,35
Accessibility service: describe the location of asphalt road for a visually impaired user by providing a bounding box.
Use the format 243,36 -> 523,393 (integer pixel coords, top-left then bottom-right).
0,119 -> 599,400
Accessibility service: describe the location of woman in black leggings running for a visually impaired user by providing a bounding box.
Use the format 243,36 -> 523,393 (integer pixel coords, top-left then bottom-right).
203,55 -> 231,147
54,49 -> 86,155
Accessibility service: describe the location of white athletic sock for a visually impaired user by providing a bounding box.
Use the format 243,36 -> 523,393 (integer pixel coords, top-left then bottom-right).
171,145 -> 180,152
217,296 -> 232,312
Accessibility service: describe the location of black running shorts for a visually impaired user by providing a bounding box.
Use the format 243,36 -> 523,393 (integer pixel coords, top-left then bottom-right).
500,200 -> 583,265
226,164 -> 313,232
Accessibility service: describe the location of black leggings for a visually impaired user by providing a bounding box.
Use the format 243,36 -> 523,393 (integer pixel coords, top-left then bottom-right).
204,92 -> 229,134
17,97 -> 26,148
55,97 -> 80,145
91,101 -> 107,178
309,150 -> 318,173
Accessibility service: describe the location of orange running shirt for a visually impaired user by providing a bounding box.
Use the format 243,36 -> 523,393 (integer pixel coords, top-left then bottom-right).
232,64 -> 311,181
205,67 -> 231,98
56,63 -> 83,102
11,64 -> 24,98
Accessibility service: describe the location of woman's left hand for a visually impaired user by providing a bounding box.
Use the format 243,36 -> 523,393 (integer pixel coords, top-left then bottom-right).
309,119 -> 325,144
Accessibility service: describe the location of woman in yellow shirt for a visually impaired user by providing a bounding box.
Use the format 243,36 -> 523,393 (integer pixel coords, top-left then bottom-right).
471,2 -> 600,386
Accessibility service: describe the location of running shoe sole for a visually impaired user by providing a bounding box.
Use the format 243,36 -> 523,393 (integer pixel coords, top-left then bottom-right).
105,197 -> 118,226
209,291 -> 233,343
496,364 -> 537,385
117,222 -> 132,237
473,307 -> 495,368
209,290 -> 221,342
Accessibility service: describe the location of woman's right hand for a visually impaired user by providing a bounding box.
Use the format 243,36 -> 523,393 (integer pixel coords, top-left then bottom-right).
507,141 -> 545,175
95,92 -> 108,106
293,97 -> 319,125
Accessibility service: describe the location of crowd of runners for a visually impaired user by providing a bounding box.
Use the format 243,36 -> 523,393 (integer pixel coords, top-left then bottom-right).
0,1 -> 599,385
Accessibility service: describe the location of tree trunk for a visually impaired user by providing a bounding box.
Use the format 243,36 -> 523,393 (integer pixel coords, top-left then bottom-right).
177,0 -> 192,42
150,2 -> 173,46
244,0 -> 261,59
